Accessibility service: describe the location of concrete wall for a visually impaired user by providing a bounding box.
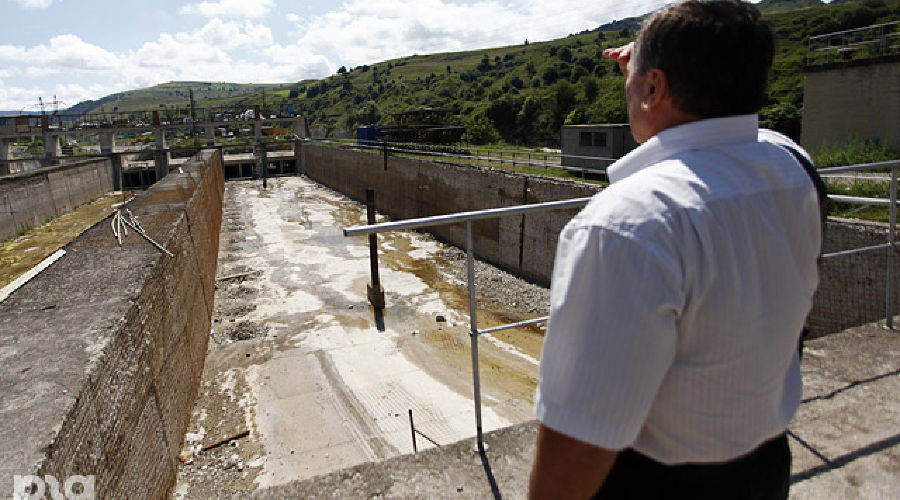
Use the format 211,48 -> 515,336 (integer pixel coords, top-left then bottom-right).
301,144 -> 598,286
301,144 -> 898,337
0,158 -> 114,241
0,150 -> 223,498
802,58 -> 900,152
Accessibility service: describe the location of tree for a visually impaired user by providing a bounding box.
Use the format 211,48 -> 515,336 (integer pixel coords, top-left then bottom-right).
337,66 -> 347,74
486,96 -> 523,141
464,115 -> 500,145
553,81 -> 577,129
477,55 -> 492,71
577,56 -> 596,73
560,47 -> 573,63
583,77 -> 599,103
542,67 -> 559,85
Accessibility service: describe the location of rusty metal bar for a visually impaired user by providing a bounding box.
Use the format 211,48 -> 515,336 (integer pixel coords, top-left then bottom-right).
366,188 -> 385,308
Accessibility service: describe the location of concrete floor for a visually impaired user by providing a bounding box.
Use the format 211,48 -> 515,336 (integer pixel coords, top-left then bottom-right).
174,177 -> 542,497
247,319 -> 900,500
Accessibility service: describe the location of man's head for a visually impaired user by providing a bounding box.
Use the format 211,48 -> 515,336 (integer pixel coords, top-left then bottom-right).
624,0 -> 774,142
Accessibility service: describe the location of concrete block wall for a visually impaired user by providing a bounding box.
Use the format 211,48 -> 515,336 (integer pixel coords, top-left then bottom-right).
301,145 -> 598,285
802,59 -> 900,152
0,158 -> 114,241
0,150 -> 222,498
301,144 -> 897,336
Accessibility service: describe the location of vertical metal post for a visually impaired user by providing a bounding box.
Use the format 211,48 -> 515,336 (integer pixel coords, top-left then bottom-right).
382,139 -> 388,171
409,409 -> 418,453
367,188 -> 385,308
886,167 -> 897,330
467,221 -> 484,451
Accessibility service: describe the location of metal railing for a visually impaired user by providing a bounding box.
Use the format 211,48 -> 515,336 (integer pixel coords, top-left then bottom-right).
343,159 -> 899,450
307,137 -> 614,179
807,21 -> 900,66
819,160 -> 899,329
345,197 -> 591,450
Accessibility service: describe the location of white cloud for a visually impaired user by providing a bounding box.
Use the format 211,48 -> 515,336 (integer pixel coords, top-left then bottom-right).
13,0 -> 54,9
180,0 -> 276,19
283,0 -> 666,70
30,35 -> 120,70
0,0 -> 675,110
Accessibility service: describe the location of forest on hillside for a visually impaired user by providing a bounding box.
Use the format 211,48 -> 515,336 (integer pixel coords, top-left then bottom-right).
286,0 -> 899,147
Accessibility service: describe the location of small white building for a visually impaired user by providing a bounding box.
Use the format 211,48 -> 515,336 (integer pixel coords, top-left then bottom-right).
561,124 -> 638,172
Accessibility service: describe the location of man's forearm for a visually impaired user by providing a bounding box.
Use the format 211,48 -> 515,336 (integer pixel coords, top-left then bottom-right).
529,424 -> 619,499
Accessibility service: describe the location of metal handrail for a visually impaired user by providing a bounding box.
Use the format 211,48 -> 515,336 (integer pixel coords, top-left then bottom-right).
342,160 -> 899,450
309,137 -> 612,177
345,197 -> 590,450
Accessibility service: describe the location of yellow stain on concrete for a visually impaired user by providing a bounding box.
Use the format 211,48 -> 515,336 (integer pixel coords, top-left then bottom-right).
0,192 -> 133,289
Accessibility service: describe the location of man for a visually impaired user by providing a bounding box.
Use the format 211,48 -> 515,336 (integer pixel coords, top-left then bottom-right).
529,1 -> 821,498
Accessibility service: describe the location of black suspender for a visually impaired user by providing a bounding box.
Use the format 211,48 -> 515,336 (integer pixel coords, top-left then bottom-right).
784,145 -> 828,358
784,145 -> 829,250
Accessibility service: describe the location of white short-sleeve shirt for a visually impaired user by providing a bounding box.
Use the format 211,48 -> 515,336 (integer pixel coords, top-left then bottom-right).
534,114 -> 821,464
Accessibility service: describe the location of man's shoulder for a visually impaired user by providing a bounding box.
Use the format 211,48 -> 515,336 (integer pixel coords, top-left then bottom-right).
570,160 -> 691,238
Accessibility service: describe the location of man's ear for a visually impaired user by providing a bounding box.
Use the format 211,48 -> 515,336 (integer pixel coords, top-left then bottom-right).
641,68 -> 670,111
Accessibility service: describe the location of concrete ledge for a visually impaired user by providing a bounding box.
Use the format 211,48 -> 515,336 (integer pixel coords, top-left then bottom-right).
247,422 -> 538,500
0,150 -> 223,498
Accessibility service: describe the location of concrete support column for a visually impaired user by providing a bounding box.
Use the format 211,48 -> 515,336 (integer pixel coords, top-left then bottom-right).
155,128 -> 167,150
99,131 -> 116,154
294,139 -> 303,176
254,122 -> 262,143
43,133 -> 61,158
1,138 -> 12,161
110,153 -> 123,191
154,149 -> 168,183
205,124 -> 215,146
254,141 -> 267,180
294,116 -> 307,139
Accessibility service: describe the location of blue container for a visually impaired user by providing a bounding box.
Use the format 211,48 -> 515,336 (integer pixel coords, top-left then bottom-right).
356,125 -> 379,145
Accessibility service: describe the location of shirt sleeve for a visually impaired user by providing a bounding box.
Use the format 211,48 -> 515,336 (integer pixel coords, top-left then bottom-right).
535,222 -> 682,450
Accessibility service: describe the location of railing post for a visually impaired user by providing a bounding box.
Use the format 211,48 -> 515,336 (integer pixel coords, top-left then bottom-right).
886,167 -> 897,330
367,188 -> 385,309
467,220 -> 484,451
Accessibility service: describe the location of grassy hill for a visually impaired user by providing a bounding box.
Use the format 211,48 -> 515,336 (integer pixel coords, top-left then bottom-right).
68,0 -> 900,147
78,81 -> 289,116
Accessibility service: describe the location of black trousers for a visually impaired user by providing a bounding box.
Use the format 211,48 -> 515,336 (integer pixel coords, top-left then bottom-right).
593,433 -> 791,500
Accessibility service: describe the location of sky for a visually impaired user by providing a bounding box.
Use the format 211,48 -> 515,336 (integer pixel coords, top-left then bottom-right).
0,0 -> 750,111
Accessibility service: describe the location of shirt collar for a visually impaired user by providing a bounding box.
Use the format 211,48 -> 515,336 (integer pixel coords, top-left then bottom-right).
607,114 -> 760,183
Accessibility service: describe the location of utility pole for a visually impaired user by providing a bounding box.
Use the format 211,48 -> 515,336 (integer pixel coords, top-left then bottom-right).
190,89 -> 198,147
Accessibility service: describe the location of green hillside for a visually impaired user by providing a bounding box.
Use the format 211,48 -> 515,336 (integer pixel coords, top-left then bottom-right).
80,81 -> 289,115
70,0 -> 900,147
286,0 -> 899,146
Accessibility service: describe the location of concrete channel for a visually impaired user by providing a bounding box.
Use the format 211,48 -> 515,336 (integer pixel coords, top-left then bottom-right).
173,176 -> 544,498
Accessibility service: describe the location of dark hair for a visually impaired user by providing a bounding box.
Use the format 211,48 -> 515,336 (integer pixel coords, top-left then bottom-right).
635,0 -> 774,117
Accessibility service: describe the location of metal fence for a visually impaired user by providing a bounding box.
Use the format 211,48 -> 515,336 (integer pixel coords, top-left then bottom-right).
307,137 -> 615,180
343,159 -> 899,450
807,21 -> 900,66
